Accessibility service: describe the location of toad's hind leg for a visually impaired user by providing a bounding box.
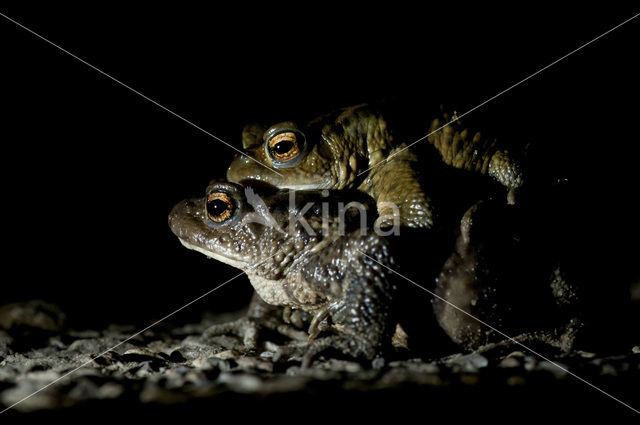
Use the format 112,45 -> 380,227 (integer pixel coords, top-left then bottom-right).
427,110 -> 524,204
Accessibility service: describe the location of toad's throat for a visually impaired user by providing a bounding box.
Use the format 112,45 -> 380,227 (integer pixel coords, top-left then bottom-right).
177,239 -> 250,270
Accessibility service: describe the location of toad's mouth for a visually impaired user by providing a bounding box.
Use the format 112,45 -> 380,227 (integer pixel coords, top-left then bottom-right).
238,177 -> 331,191
177,238 -> 251,270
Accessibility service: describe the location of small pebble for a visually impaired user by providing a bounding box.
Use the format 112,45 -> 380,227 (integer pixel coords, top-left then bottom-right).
499,357 -> 520,368
372,357 -> 385,370
2,307 -> 638,413
212,349 -> 238,360
536,360 -> 568,378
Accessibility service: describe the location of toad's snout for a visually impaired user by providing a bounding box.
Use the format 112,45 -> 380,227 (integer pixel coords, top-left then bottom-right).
168,198 -> 202,238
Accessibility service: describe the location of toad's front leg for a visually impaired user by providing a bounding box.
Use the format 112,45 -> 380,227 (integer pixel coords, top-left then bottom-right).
204,292 -> 308,349
276,241 -> 397,366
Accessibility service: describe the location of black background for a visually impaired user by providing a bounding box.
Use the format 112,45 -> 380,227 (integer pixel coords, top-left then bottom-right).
2,4 -> 639,330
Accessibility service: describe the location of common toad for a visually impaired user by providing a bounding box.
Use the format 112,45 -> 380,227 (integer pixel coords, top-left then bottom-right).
169,182 -> 398,364
227,104 -> 526,230
226,104 -> 434,229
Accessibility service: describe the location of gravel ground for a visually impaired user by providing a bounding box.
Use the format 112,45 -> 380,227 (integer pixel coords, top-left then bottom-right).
0,301 -> 638,421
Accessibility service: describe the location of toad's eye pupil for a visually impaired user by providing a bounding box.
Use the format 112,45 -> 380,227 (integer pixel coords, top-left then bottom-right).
273,140 -> 294,154
266,131 -> 302,163
206,192 -> 234,222
207,199 -> 228,216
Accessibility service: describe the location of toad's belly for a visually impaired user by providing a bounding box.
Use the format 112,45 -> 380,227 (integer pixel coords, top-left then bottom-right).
247,274 -> 326,308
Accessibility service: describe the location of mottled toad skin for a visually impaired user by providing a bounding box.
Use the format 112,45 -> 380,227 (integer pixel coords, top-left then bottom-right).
227,104 -> 527,232
427,110 -> 524,204
227,104 -> 434,229
169,182 -> 397,362
433,199 -> 583,350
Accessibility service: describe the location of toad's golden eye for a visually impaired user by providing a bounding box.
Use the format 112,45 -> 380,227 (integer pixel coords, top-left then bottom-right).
206,191 -> 235,223
267,131 -> 301,162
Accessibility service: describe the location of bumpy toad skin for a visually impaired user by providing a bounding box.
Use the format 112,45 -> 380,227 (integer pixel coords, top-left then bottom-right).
227,104 -> 434,229
433,200 -> 582,350
228,105 -> 527,230
169,183 -> 396,361
427,111 -> 524,204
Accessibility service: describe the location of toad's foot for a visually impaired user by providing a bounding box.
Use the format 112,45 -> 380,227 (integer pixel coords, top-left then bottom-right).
204,316 -> 307,350
273,335 -> 379,368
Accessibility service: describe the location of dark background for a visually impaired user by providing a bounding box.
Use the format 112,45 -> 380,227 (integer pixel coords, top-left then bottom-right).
2,4 -> 639,329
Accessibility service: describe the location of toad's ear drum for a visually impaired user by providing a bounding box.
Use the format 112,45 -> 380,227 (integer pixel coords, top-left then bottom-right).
242,123 -> 266,149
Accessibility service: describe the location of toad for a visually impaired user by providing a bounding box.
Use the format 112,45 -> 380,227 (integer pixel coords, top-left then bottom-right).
226,104 -> 525,230
169,182 -> 398,365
